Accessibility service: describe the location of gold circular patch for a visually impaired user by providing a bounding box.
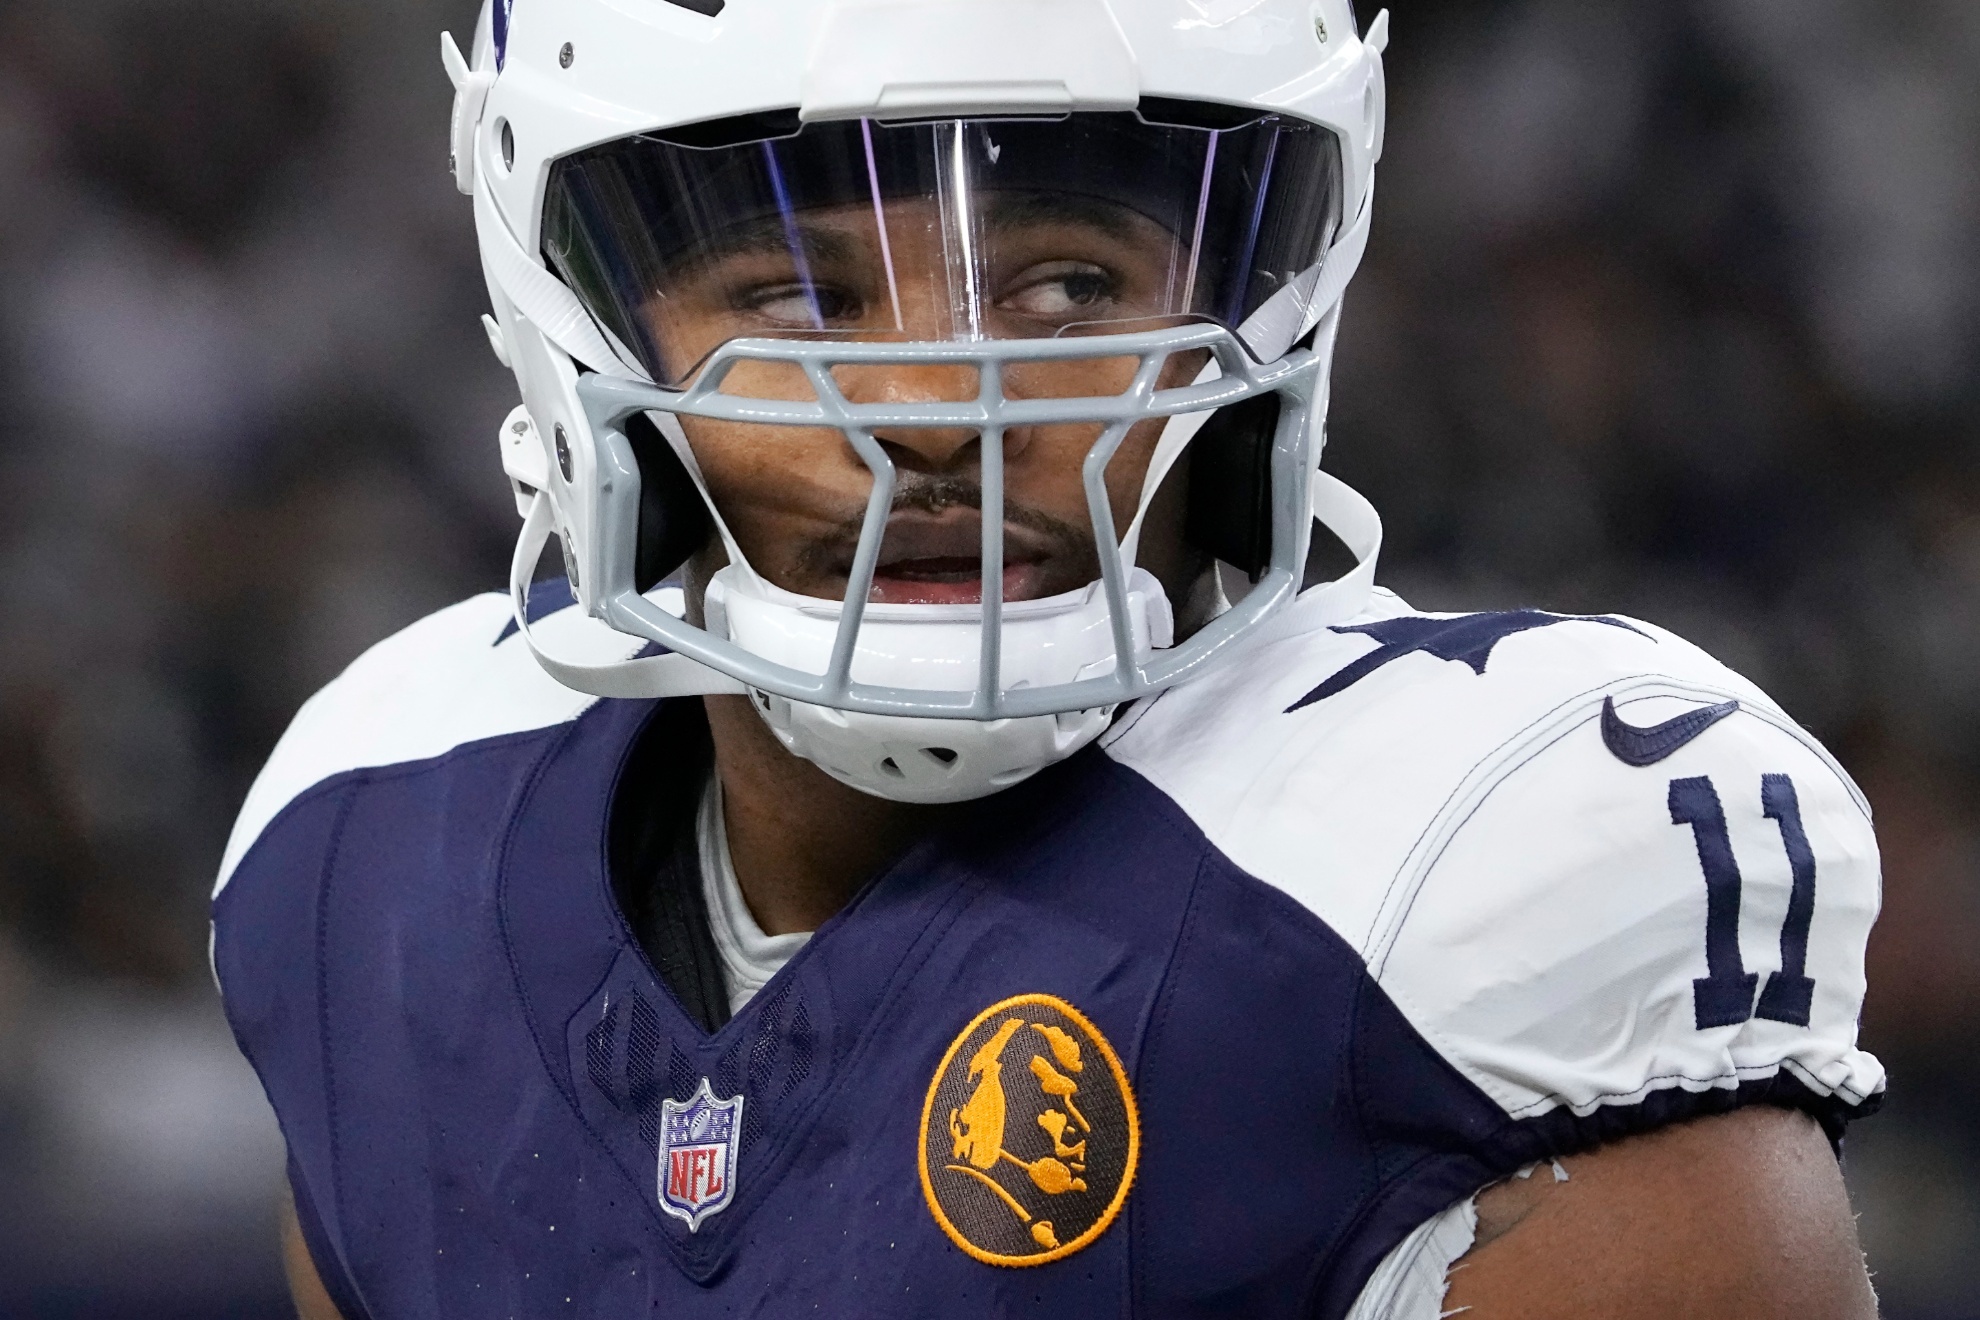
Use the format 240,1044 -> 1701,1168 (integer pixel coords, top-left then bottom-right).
918,993 -> 1139,1267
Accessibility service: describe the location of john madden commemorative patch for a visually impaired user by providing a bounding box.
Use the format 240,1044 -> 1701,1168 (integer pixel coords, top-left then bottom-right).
919,993 -> 1139,1266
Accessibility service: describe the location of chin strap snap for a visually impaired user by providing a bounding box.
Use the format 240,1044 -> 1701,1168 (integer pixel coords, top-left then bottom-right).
509,491 -> 744,700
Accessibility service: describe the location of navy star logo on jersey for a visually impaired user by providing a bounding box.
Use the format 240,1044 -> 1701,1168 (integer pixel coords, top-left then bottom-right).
1285,610 -> 1649,713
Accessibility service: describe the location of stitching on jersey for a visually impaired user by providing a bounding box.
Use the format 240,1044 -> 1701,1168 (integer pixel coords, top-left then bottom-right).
1495,1058 -> 1880,1120
1312,966 -> 1505,1318
1371,882 -> 1882,1121
1366,672 -> 1855,978
489,714 -> 808,1277
492,715 -> 740,1270
1129,847 -> 1214,1317
488,719 -> 717,1264
1108,659 -> 1883,1138
1341,952 -> 1384,1196
315,783 -> 378,1319
1360,672 -> 1660,972
1302,1143 -> 1498,1320
736,845 -> 982,1215
1366,673 -> 1696,967
1375,970 -> 1536,1116
589,707 -> 673,1004
496,717 -> 594,1117
590,778 -> 1007,1244
218,591 -> 599,877
1774,1053 -> 1876,1107
218,725 -> 584,1306
1363,673 -> 1883,1115
1381,958 -> 1881,1121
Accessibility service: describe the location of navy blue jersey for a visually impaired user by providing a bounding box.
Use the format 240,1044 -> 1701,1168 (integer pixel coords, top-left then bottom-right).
213,584 -> 1883,1318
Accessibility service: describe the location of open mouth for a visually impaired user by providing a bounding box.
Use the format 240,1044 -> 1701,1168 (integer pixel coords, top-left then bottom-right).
852,512 -> 1066,605
869,557 -> 1052,605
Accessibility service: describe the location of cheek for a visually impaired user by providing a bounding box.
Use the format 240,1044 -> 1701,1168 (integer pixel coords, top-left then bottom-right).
1105,416 -> 1172,520
1003,423 -> 1101,520
682,420 -> 871,559
1101,347 -> 1209,524
1005,417 -> 1170,527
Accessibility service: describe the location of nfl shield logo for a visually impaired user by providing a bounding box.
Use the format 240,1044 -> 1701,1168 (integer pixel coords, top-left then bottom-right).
657,1079 -> 744,1231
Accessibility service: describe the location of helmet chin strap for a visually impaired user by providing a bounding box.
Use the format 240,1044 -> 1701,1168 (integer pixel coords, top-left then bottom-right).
1256,469 -> 1382,639
509,488 -> 744,699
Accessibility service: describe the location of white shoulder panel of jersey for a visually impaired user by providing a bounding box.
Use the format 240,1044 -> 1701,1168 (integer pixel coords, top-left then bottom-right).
213,589 -> 663,897
1104,586 -> 1885,1118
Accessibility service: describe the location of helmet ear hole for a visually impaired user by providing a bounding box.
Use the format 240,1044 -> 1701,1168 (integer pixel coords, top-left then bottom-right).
1185,392 -> 1279,581
878,757 -> 906,779
922,747 -> 959,767
624,411 -> 715,590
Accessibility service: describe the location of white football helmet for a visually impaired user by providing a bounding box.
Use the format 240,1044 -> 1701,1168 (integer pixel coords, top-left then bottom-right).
448,0 -> 1389,802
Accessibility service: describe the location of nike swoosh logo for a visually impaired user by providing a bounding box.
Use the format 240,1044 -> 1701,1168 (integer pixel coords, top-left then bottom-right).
1600,696 -> 1740,766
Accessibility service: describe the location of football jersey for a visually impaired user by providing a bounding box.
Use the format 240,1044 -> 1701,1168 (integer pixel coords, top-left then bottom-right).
212,578 -> 1884,1319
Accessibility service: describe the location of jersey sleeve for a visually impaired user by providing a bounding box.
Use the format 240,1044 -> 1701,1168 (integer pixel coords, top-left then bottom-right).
211,583 -> 627,898
1368,691 -> 1884,1149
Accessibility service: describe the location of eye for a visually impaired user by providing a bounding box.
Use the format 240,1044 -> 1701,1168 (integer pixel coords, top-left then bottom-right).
999,262 -> 1116,321
740,283 -> 862,327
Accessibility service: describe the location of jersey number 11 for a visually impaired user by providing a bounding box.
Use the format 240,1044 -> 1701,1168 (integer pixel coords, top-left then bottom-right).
1668,774 -> 1818,1031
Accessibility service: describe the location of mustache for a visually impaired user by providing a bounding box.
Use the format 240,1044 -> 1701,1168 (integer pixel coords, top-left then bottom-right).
794,473 -> 1094,579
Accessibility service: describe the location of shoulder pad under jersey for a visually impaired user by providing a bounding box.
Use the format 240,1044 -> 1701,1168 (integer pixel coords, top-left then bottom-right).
1105,587 -> 1884,1127
213,581 -> 656,896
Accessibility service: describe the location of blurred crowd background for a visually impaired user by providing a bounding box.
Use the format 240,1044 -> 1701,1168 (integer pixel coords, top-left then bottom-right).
0,0 -> 1973,1314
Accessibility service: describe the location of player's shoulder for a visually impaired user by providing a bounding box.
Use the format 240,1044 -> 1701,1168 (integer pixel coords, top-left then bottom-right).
1105,585 -> 1831,895
1102,582 -> 1874,960
214,579 -> 644,894
1105,584 -> 1885,1124
1116,583 -> 1789,761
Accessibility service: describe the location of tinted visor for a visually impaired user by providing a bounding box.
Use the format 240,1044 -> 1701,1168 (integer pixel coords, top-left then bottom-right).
543,108 -> 1343,384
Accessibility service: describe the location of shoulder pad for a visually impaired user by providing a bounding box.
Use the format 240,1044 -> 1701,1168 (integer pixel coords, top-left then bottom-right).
213,583 -> 653,895
1107,592 -> 1884,1118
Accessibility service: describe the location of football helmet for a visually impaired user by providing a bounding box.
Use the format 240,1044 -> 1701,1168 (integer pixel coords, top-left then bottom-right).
448,0 -> 1389,802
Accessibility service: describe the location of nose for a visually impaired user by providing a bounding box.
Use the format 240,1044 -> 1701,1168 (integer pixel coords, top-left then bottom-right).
833,361 -> 1014,475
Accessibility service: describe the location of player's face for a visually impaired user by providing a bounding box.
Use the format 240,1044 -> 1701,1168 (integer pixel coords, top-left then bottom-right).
648,196 -> 1205,606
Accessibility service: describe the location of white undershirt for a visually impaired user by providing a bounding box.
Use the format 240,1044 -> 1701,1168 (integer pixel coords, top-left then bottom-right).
697,774 -> 810,1017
